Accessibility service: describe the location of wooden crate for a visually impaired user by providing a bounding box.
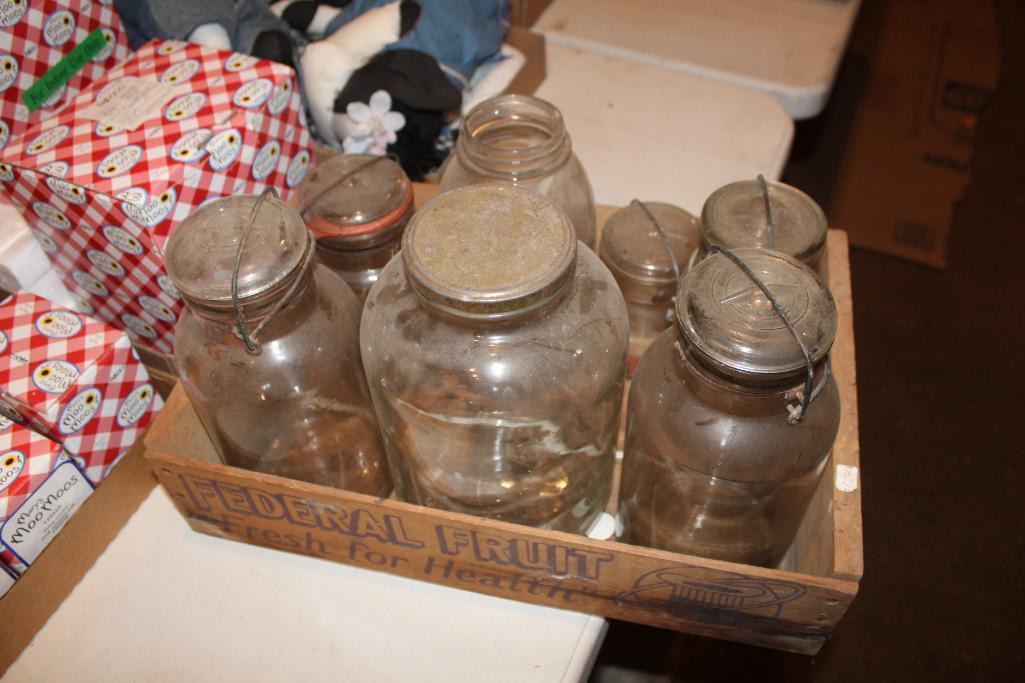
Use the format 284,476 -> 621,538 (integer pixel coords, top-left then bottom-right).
143,199 -> 862,655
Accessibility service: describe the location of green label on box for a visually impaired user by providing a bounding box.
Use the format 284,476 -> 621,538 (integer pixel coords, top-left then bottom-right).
21,29 -> 106,114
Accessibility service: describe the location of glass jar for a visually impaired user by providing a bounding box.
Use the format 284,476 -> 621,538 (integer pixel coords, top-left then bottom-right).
361,185 -> 628,533
599,201 -> 701,373
438,94 -> 597,248
298,150 -> 414,303
701,179 -> 828,270
165,194 -> 391,495
619,248 -> 840,566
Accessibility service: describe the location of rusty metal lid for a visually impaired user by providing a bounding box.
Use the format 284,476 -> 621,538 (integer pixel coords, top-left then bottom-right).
701,179 -> 827,266
402,185 -> 576,318
676,247 -> 836,381
599,201 -> 701,286
164,194 -> 310,308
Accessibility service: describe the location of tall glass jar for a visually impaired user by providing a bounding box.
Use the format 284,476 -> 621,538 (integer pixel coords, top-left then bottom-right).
619,248 -> 840,566
298,151 -> 414,303
361,185 -> 628,533
438,94 -> 597,248
599,201 -> 701,373
165,194 -> 391,494
701,179 -> 828,270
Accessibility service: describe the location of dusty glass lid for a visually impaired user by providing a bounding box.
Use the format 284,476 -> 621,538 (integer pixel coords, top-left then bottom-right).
676,247 -> 837,381
600,201 -> 701,285
299,150 -> 412,239
701,179 -> 827,265
403,185 -> 576,318
165,194 -> 310,308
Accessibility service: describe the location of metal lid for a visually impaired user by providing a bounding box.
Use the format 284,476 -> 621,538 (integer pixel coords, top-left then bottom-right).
701,179 -> 827,265
402,185 -> 576,319
676,248 -> 837,381
599,201 -> 701,286
164,194 -> 310,309
299,151 -> 412,239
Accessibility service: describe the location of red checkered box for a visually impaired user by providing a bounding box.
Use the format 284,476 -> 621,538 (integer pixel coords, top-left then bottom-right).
0,292 -> 162,486
0,413 -> 92,574
1,0 -> 131,156
0,38 -> 313,351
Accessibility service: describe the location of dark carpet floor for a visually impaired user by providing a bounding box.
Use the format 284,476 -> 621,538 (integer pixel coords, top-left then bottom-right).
592,1 -> 1025,680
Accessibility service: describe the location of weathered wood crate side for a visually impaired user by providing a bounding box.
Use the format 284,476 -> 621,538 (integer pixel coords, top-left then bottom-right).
144,217 -> 862,656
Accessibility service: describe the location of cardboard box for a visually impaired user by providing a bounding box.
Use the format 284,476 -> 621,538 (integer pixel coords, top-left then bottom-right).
0,39 -> 313,352
0,415 -> 92,573
0,292 -> 162,485
143,189 -> 863,656
831,1 -> 998,268
0,559 -> 15,597
0,0 -> 131,156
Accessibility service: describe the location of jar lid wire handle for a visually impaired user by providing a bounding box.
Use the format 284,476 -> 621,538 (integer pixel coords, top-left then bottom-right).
298,154 -> 389,217
706,245 -> 816,424
631,199 -> 681,321
231,187 -> 316,354
757,174 -> 776,250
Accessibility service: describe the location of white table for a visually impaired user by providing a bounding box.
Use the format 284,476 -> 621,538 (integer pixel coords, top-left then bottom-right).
5,44 -> 793,683
537,0 -> 862,119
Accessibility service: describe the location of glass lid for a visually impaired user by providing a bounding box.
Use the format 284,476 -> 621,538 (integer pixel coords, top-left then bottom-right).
600,201 -> 701,284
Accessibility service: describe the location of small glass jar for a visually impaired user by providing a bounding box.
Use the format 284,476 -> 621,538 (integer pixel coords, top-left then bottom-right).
298,150 -> 414,303
619,248 -> 840,566
438,94 -> 597,248
701,179 -> 828,270
165,194 -> 391,494
599,201 -> 701,373
361,185 -> 629,533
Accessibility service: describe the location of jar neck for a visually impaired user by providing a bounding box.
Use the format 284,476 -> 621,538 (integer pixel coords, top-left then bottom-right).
315,215 -> 407,253
456,96 -> 573,180
181,264 -> 316,335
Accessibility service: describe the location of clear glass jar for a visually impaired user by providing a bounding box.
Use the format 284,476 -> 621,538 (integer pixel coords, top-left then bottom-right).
619,248 -> 840,566
599,201 -> 701,373
438,94 -> 597,249
361,185 -> 628,533
701,179 -> 828,269
298,150 -> 414,303
165,194 -> 391,494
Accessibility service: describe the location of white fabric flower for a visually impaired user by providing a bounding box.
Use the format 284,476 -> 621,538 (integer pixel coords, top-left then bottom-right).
342,90 -> 405,155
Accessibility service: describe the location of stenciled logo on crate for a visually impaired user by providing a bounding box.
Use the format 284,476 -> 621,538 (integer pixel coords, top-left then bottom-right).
122,189 -> 176,227
0,450 -> 25,493
157,40 -> 188,55
58,387 -> 103,435
138,295 -> 176,323
0,120 -> 9,150
46,176 -> 88,205
160,59 -> 200,85
35,310 -> 83,339
170,128 -> 212,163
268,79 -> 293,116
207,129 -> 242,171
117,384 -> 155,428
102,225 -> 145,255
95,121 -> 123,137
224,53 -> 258,73
0,54 -> 19,92
156,274 -> 181,300
233,79 -> 273,109
286,149 -> 311,188
32,359 -> 81,394
32,201 -> 71,231
120,313 -> 158,340
0,0 -> 29,28
164,92 -> 207,122
33,230 -> 59,254
614,566 -> 808,622
0,162 -> 13,182
96,145 -> 144,178
73,270 -> 108,297
43,9 -> 76,47
93,29 -> 117,63
251,140 -> 280,181
87,248 -> 125,277
26,125 -> 71,155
